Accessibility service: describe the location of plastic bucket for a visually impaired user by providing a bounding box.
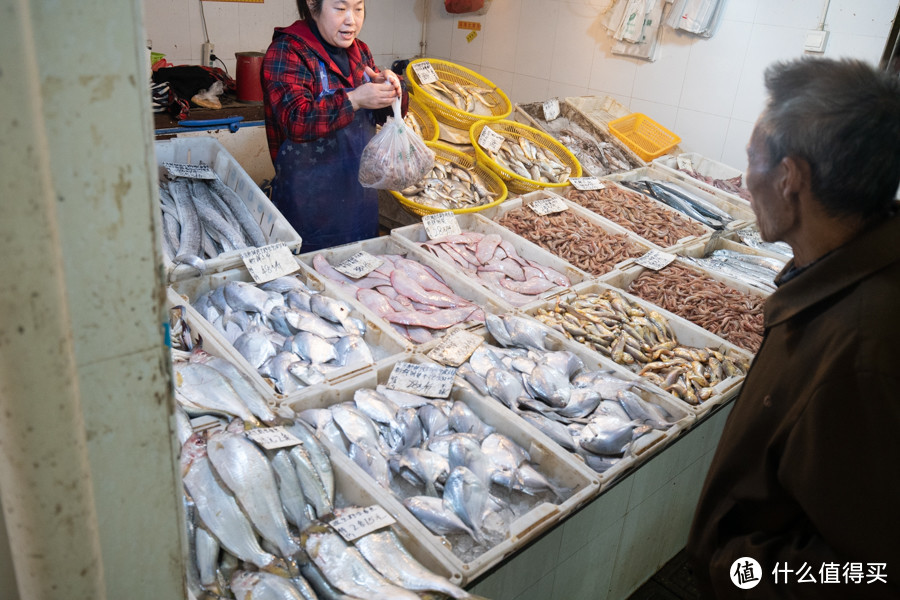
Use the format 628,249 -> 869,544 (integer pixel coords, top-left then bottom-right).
235,51 -> 264,103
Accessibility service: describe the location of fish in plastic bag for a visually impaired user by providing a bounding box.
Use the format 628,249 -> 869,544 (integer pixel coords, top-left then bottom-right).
358,97 -> 435,190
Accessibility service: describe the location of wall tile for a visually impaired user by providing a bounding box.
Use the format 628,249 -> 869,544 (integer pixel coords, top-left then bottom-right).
731,23 -> 802,122
477,65 -> 516,93
392,0 -> 424,58
674,108 -> 729,158
754,0 -> 822,29
824,32 -> 890,63
551,3 -> 601,86
515,0 -> 560,78
549,80 -> 590,99
425,0 -> 454,58
514,570 -> 557,600
490,525 -> 565,599
551,519 -> 624,599
680,20 -> 752,117
558,477 -> 632,561
628,98 -> 678,131
589,36 -> 639,98
721,0 -> 760,23
630,27 -> 692,106
449,15 -> 486,65
827,0 -> 897,37
482,0 -> 521,71
511,73 -> 551,104
721,118 -> 754,169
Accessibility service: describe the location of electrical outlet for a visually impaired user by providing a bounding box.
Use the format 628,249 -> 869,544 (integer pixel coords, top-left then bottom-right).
201,42 -> 214,66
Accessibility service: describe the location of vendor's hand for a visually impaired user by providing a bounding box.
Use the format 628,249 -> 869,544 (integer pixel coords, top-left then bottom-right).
348,67 -> 401,110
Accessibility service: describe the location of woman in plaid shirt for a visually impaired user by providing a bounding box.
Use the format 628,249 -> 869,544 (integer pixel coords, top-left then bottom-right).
263,0 -> 404,251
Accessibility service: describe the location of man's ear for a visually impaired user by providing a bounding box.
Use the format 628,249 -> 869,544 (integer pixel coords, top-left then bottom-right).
778,155 -> 813,201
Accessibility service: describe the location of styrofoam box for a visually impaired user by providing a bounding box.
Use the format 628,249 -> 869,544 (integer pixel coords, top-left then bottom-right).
155,137 -> 302,283
603,165 -> 756,231
523,281 -> 752,417
721,224 -> 795,262
676,235 -> 788,296
512,101 -> 645,174
605,258 -> 766,358
296,236 -> 508,347
443,323 -> 696,488
654,152 -> 751,206
390,213 -> 591,311
286,352 -> 601,585
487,191 -> 659,277
167,264 -> 410,397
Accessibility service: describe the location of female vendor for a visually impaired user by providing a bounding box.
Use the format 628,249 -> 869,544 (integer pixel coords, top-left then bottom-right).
262,0 -> 404,251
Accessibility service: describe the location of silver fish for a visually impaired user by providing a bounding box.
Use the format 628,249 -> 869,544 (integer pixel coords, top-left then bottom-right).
286,331 -> 339,364
448,401 -> 495,440
270,449 -> 312,530
403,495 -> 478,539
287,443 -> 334,518
447,434 -> 492,486
259,351 -> 306,395
485,367 -> 527,409
233,328 -> 279,369
224,280 -> 281,314
334,334 -> 374,367
174,361 -> 259,425
442,466 -> 489,543
391,447 -> 449,497
578,415 -> 636,456
519,411 -> 577,452
617,389 -> 675,430
283,420 -> 335,503
194,525 -> 221,593
230,570 -> 309,600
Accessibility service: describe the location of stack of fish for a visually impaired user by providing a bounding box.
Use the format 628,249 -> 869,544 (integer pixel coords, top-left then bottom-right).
398,159 -> 499,211
619,179 -> 735,230
421,79 -> 501,114
298,384 -> 569,561
159,176 -> 268,269
189,275 -> 377,394
736,226 -> 794,258
455,314 -> 684,474
485,134 -> 572,184
312,253 -> 485,344
417,231 -> 571,307
683,249 -> 786,294
556,126 -> 637,176
529,290 -> 748,405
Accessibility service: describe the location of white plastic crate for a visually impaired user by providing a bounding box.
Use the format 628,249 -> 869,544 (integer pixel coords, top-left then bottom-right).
390,213 -> 591,311
155,137 -> 302,282
653,152 -> 751,206
287,352 -> 601,585
296,235 -> 508,347
676,235 -> 787,295
167,264 -> 410,397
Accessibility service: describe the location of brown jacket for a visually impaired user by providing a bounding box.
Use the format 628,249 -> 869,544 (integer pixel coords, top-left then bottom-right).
688,208 -> 900,599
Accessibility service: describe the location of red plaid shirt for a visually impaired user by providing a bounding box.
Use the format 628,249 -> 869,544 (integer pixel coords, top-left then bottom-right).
262,20 -> 379,162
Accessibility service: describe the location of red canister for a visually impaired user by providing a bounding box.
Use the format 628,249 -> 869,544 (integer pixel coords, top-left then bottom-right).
235,51 -> 264,103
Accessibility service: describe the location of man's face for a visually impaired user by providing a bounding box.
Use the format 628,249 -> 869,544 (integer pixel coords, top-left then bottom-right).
746,124 -> 792,243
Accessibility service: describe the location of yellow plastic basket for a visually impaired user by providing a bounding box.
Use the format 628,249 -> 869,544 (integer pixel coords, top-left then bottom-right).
608,113 -> 681,162
469,119 -> 582,195
406,58 -> 512,130
389,141 -> 508,217
406,92 -> 439,143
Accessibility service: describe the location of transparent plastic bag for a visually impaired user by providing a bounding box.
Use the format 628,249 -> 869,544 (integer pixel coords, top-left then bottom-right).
358,97 -> 435,190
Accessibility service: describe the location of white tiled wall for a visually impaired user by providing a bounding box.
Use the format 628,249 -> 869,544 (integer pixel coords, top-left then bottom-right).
144,0 -> 897,171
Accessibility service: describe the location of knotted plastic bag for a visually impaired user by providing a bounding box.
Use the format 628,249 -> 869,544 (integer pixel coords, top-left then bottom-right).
358,97 -> 435,190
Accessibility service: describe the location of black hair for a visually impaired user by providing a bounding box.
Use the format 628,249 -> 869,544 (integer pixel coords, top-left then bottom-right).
297,0 -> 323,20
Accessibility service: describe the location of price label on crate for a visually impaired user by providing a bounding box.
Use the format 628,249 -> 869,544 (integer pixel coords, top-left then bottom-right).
636,250 -> 676,271
412,60 -> 439,85
527,195 -> 568,216
426,329 -> 484,367
162,162 -> 217,180
542,98 -> 560,121
677,155 -> 695,172
422,211 -> 461,239
569,176 -> 606,191
477,126 -> 505,154
244,426 -> 302,450
330,505 -> 396,542
335,251 -> 384,279
386,362 -> 456,398
241,242 -> 300,283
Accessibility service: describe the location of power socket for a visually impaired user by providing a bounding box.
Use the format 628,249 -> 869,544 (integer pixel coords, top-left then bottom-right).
201,42 -> 214,67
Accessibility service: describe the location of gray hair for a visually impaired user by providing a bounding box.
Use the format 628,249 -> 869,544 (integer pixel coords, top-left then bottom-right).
757,57 -> 900,219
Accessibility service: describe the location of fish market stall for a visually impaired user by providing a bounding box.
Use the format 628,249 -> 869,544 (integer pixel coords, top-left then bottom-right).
653,152 -> 752,204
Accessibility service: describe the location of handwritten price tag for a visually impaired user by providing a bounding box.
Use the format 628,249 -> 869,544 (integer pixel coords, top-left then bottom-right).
334,251 -> 384,279
330,506 -> 396,542
636,250 -> 676,271
241,242 -> 300,283
542,98 -> 560,121
386,362 -> 456,398
426,329 -> 484,367
569,176 -> 606,190
477,126 -> 505,154
422,211 -> 461,239
163,162 -> 217,180
528,195 -> 568,216
244,426 -> 302,450
412,60 -> 439,85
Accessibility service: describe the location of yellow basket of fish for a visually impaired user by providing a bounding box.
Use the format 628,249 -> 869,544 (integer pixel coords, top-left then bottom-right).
406,92 -> 439,143
389,141 -> 508,217
406,58 -> 512,130
470,119 -> 582,194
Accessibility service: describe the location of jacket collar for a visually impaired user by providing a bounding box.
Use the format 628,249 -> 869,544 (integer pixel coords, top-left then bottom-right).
765,205 -> 900,327
275,19 -> 363,86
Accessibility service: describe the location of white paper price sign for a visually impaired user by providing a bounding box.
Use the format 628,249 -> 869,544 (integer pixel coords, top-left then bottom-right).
330,505 -> 396,542
241,242 -> 300,284
477,126 -> 505,154
569,176 -> 606,191
677,155 -> 695,172
412,60 -> 439,85
163,162 -> 217,180
636,250 -> 677,271
528,196 -> 568,216
386,361 -> 456,398
422,211 -> 461,239
334,251 -> 384,279
426,329 -> 484,367
244,426 -> 302,450
542,98 -> 560,121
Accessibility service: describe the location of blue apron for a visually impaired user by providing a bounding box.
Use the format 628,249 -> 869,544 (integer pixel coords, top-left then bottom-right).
272,61 -> 378,252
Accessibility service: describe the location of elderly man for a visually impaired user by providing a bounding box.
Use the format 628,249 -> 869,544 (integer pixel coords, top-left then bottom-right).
688,57 -> 900,599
